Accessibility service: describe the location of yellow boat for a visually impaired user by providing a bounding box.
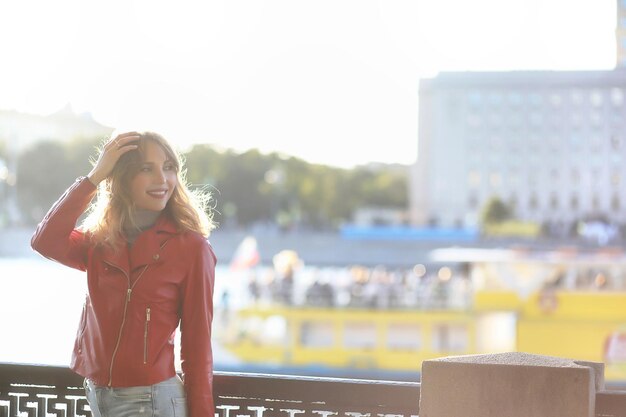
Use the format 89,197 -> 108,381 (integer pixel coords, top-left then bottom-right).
215,246 -> 626,386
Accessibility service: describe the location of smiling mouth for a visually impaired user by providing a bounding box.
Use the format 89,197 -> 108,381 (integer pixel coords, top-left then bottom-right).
147,190 -> 168,198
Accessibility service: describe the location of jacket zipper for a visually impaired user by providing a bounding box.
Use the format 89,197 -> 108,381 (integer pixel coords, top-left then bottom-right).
77,300 -> 88,354
143,307 -> 151,364
106,241 -> 168,386
106,262 -> 150,386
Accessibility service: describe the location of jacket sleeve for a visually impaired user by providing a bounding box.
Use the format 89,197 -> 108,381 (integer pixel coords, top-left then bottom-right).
31,176 -> 97,271
180,236 -> 217,417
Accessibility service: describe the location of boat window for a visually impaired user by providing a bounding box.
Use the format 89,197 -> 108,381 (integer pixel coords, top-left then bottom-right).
238,315 -> 288,345
476,312 -> 516,352
386,323 -> 421,350
300,321 -> 334,348
432,324 -> 468,352
343,321 -> 377,349
264,315 -> 288,344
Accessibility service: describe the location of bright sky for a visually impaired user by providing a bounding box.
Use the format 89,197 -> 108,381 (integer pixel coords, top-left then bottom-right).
0,0 -> 617,167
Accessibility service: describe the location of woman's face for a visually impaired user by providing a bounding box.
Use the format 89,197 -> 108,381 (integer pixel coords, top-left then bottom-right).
129,140 -> 177,211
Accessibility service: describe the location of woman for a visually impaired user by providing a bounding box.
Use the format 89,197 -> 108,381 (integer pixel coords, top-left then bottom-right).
31,131 -> 217,417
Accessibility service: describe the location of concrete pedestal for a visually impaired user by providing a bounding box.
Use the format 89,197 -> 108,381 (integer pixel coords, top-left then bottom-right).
419,352 -> 604,417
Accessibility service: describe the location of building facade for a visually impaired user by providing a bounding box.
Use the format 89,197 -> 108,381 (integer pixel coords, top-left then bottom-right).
618,0 -> 626,67
410,70 -> 626,231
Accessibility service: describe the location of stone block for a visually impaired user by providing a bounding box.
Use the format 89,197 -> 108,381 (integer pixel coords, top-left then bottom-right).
419,352 -> 604,417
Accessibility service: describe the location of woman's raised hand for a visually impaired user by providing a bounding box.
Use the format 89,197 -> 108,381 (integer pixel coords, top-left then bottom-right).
87,132 -> 141,185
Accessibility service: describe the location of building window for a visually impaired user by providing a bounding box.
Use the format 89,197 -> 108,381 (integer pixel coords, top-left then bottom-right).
467,114 -> 482,128
490,172 -> 502,188
592,168 -> 602,182
590,136 -> 602,153
488,113 -> 502,127
529,193 -> 539,211
508,114 -> 523,129
611,135 -> 622,151
570,195 -> 579,210
611,88 -> 624,106
468,91 -> 482,107
571,89 -> 584,105
549,136 -> 560,152
570,135 -> 581,152
489,136 -> 502,151
468,193 -> 478,209
507,92 -> 522,107
592,195 -> 602,212
612,196 -> 621,212
611,154 -> 622,165
529,112 -> 543,126
488,92 -> 503,106
590,90 -> 603,107
550,93 -> 562,107
550,169 -> 559,181
468,171 -> 481,187
529,92 -> 542,106
590,111 -> 602,126
611,171 -> 621,186
550,193 -> 559,210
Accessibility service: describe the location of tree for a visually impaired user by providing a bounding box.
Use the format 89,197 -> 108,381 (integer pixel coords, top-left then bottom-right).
480,196 -> 512,225
17,141 -> 74,223
16,137 -> 98,224
16,137 -> 411,229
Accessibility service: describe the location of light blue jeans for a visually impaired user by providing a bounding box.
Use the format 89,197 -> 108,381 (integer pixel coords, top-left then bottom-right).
84,376 -> 188,417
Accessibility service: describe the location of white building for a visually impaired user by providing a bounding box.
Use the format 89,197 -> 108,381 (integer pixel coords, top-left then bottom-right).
410,69 -> 626,230
618,0 -> 626,67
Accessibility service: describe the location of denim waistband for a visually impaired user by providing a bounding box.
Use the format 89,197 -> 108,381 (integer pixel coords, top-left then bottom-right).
86,375 -> 181,390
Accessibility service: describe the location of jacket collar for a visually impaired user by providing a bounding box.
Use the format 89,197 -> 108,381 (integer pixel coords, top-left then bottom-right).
101,213 -> 179,274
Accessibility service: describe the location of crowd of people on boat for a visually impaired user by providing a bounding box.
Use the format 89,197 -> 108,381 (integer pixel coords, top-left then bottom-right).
243,263 -> 473,310
230,259 -> 625,312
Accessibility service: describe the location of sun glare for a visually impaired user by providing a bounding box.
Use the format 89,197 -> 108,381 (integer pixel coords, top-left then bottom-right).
0,0 -> 617,167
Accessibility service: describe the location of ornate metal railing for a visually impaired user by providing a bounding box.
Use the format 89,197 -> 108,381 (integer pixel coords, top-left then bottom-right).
0,363 -> 421,417
2,363 -> 625,417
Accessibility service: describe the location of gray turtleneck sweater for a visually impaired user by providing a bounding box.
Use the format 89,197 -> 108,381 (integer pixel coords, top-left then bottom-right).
124,209 -> 161,246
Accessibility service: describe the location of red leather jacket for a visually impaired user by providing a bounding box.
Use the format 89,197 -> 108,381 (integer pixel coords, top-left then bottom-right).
31,177 -> 217,417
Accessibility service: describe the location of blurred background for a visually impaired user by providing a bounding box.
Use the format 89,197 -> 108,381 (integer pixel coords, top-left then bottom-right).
2,0 -> 626,387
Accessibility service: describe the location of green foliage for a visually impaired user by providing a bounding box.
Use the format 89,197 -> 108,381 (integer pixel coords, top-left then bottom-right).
16,139 -> 95,223
16,137 -> 409,229
478,196 -> 541,238
179,146 -> 408,230
479,196 -> 512,225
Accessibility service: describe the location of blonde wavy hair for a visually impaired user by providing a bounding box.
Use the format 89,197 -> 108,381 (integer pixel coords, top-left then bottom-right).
82,131 -> 215,247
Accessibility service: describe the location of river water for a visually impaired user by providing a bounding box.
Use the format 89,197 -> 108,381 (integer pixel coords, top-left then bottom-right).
0,256 -> 256,367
